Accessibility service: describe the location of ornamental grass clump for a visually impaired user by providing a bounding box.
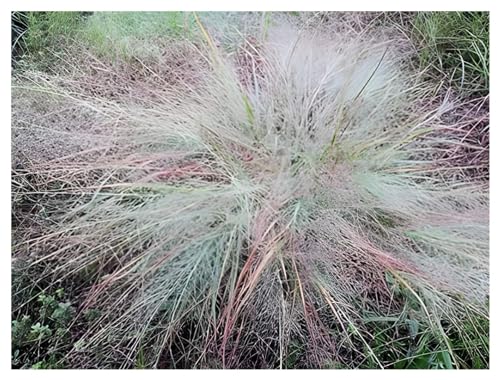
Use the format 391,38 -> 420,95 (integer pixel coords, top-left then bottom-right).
13,18 -> 488,368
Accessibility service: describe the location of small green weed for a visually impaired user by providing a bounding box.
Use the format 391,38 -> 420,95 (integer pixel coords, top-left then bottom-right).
12,287 -> 75,369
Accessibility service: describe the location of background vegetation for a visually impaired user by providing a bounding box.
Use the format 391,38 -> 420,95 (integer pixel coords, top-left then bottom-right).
412,12 -> 489,95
